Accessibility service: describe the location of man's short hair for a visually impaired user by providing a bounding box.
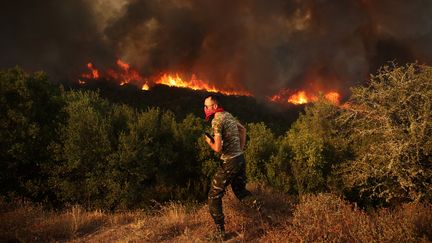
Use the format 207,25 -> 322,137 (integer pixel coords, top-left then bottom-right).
206,94 -> 223,107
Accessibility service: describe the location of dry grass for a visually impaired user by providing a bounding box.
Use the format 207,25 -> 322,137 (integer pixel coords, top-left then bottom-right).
1,187 -> 431,242
0,200 -> 144,242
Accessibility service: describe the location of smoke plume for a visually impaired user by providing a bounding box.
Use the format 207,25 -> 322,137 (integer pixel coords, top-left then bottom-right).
1,0 -> 431,97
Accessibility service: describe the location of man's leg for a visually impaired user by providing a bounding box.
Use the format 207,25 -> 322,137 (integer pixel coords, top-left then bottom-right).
230,155 -> 253,200
208,166 -> 231,234
230,155 -> 257,204
231,155 -> 272,223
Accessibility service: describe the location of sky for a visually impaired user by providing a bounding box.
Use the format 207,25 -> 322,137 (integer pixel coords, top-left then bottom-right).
1,0 -> 432,98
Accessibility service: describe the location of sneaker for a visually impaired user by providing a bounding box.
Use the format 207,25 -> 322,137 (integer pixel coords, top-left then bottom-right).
216,224 -> 226,237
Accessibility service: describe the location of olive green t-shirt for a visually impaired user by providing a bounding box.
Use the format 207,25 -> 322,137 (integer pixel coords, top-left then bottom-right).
211,111 -> 243,161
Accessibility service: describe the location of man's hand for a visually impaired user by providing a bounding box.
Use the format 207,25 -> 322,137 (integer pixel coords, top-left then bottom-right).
205,135 -> 213,145
205,134 -> 222,152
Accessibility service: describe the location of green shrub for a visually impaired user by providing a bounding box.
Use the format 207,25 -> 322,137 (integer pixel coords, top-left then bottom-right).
266,136 -> 296,193
339,63 -> 432,204
245,122 -> 277,183
287,99 -> 349,195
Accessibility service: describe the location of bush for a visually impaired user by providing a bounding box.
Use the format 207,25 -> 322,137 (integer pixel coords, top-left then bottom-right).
339,63 -> 432,204
245,122 -> 277,183
266,136 -> 296,193
287,99 -> 349,195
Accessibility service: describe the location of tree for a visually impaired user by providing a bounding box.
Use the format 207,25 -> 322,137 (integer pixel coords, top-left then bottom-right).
50,91 -> 113,208
0,67 -> 64,201
339,63 -> 432,204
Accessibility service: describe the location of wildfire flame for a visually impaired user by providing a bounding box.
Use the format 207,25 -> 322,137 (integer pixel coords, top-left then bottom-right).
141,83 -> 149,90
269,89 -> 341,105
79,60 -> 341,105
79,59 -> 250,96
154,73 -> 251,96
288,91 -> 309,104
324,92 -> 341,104
107,59 -> 145,86
80,59 -> 149,90
81,63 -> 100,79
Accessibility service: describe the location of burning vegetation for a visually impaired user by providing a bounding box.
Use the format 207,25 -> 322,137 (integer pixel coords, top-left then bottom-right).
79,59 -> 341,105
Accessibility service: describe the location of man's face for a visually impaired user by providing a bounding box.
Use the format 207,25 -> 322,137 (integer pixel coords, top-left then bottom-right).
204,97 -> 217,113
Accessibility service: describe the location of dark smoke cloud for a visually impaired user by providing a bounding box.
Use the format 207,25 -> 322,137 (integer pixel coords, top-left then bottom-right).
0,0 -> 115,79
1,0 -> 431,97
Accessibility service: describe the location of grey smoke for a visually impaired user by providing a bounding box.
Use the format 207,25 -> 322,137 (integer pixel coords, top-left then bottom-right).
1,0 -> 431,98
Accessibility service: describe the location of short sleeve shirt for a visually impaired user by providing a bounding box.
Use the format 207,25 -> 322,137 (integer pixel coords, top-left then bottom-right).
211,111 -> 243,160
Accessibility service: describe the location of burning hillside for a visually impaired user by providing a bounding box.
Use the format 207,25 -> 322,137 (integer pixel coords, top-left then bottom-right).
79,59 -> 341,105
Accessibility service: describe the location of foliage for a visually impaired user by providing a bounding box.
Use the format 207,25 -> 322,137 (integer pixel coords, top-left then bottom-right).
286,99 -> 350,195
339,63 -> 432,204
49,91 -> 211,208
2,63 -> 431,210
244,122 -> 277,182
0,67 -> 64,201
49,91 -> 113,208
266,136 -> 296,193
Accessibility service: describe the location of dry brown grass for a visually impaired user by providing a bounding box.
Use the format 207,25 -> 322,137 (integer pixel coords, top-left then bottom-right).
0,199 -> 144,242
1,187 -> 431,242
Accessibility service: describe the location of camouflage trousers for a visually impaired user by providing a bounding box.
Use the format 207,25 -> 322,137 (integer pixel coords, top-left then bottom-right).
208,154 -> 257,227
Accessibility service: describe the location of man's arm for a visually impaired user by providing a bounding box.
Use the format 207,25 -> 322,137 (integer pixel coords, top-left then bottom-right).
237,122 -> 246,150
206,133 -> 222,152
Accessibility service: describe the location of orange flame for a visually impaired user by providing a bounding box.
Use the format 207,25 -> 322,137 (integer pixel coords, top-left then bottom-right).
81,63 -> 100,79
141,82 -> 149,90
108,59 -> 144,85
154,73 -> 251,96
324,92 -> 340,105
78,60 -> 343,105
288,91 -> 309,104
78,60 -> 250,96
79,59 -> 148,88
269,89 -> 341,105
